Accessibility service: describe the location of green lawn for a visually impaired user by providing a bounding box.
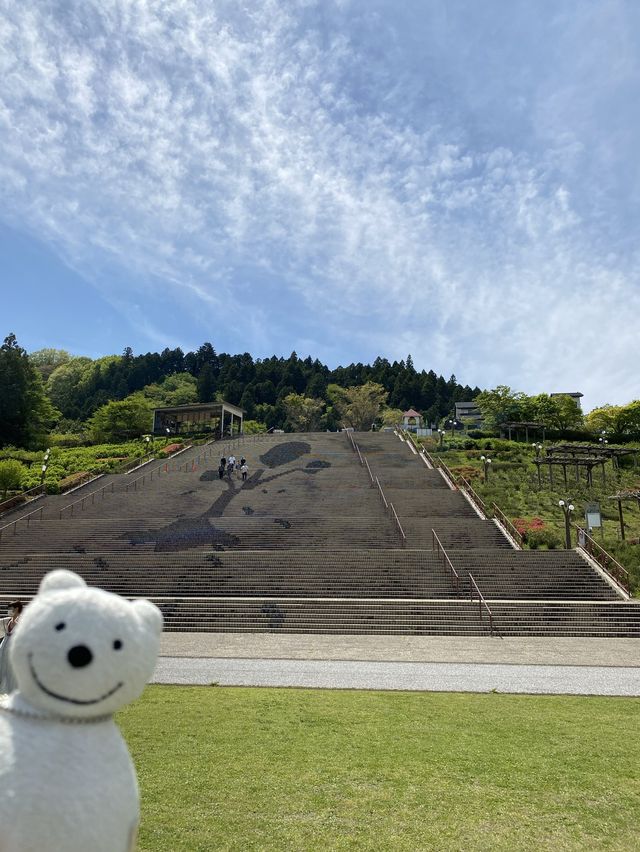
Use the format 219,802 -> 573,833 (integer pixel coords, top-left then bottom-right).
119,686 -> 640,851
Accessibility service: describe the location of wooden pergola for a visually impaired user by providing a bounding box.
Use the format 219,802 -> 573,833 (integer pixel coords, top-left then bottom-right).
500,421 -> 546,442
607,488 -> 640,541
545,444 -> 638,469
533,455 -> 609,489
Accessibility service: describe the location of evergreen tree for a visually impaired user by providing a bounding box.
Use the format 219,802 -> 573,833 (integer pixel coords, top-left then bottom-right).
0,334 -> 59,447
197,364 -> 217,402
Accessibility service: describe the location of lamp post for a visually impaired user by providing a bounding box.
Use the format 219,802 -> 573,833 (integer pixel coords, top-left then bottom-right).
40,448 -> 51,485
480,455 -> 492,483
533,443 -> 543,487
447,419 -> 457,437
438,429 -> 445,448
559,500 -> 575,549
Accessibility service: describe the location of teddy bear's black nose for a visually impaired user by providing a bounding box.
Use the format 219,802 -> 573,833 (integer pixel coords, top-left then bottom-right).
67,645 -> 93,668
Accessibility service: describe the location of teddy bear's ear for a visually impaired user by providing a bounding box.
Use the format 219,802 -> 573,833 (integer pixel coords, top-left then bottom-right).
132,598 -> 163,635
39,569 -> 87,594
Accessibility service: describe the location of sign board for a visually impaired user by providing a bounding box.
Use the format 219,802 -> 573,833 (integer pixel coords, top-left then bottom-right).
585,502 -> 602,529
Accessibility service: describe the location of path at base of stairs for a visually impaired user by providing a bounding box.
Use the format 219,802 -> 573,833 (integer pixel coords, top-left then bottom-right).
152,655 -> 640,695
160,632 -> 640,667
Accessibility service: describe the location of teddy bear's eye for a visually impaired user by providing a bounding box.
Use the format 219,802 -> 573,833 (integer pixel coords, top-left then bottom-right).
55,622 -> 66,631
113,640 -> 123,650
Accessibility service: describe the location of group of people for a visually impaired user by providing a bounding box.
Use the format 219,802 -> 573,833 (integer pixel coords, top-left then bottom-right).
0,599 -> 23,695
218,454 -> 249,482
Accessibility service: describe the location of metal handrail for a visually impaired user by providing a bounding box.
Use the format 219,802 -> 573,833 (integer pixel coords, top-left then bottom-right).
375,476 -> 388,510
355,443 -> 364,466
573,523 -> 630,593
124,443 -> 195,492
419,448 -> 435,469
401,429 -> 418,454
491,503 -> 524,548
468,572 -> 495,634
59,444 -> 195,518
0,503 -> 46,540
59,480 -> 115,519
113,451 -> 155,474
0,484 -> 46,516
364,457 -> 375,485
457,476 -> 488,518
439,460 -> 458,489
431,529 -> 460,595
389,502 -> 406,547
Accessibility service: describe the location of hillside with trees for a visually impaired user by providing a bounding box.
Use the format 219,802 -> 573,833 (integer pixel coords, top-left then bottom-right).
1,333 -> 482,448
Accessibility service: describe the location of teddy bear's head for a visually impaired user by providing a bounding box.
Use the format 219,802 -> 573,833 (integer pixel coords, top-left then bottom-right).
10,570 -> 162,719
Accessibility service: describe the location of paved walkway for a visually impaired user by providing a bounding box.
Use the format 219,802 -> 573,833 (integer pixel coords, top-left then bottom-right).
154,633 -> 640,695
152,656 -> 640,696
160,632 -> 640,667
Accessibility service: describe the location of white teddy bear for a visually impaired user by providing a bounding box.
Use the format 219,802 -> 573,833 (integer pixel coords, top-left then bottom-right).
0,569 -> 162,852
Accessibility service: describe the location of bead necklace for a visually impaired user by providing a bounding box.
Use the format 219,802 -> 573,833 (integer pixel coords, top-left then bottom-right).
0,696 -> 112,725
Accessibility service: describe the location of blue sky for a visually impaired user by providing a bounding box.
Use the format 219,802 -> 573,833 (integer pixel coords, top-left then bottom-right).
1,0 -> 639,410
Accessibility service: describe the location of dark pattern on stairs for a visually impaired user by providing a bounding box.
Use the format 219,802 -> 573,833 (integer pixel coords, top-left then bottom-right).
1,432 -> 637,637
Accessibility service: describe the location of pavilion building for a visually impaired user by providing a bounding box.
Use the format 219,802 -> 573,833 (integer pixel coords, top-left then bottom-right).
152,401 -> 244,438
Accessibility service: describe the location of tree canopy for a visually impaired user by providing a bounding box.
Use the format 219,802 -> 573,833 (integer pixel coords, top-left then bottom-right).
0,334 -> 59,448
327,382 -> 388,431
87,397 -> 153,443
283,394 -> 326,432
474,387 -> 583,431
585,401 -> 640,440
39,344 -> 480,429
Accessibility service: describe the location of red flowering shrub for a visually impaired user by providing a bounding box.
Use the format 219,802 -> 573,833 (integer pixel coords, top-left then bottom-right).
512,517 -> 546,537
452,465 -> 482,482
160,443 -> 184,455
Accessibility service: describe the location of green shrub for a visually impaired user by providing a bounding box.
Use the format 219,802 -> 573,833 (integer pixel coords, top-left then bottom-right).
49,433 -> 90,447
0,459 -> 25,498
525,528 -> 563,550
57,471 -> 92,491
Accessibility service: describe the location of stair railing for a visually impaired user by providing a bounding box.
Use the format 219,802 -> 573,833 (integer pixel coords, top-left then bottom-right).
0,503 -> 47,541
491,503 -> 523,548
57,444 -> 194,519
468,572 -> 496,635
573,524 -> 630,594
438,460 -> 458,490
457,476 -> 488,518
389,502 -> 406,548
375,477 -> 388,510
421,447 -> 438,468
0,484 -> 46,516
431,529 -> 460,595
364,457 -> 375,486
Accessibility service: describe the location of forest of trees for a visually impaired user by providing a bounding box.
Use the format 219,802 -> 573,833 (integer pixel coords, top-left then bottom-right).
0,335 -> 481,448
3,334 -> 639,450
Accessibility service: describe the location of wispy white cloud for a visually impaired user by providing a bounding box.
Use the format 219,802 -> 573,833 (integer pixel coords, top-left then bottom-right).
0,0 -> 638,407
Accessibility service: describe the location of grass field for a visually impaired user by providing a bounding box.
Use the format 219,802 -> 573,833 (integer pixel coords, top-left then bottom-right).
119,685 -> 640,851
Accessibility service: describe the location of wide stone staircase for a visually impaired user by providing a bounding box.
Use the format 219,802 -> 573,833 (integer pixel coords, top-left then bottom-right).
1,431 -> 639,637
